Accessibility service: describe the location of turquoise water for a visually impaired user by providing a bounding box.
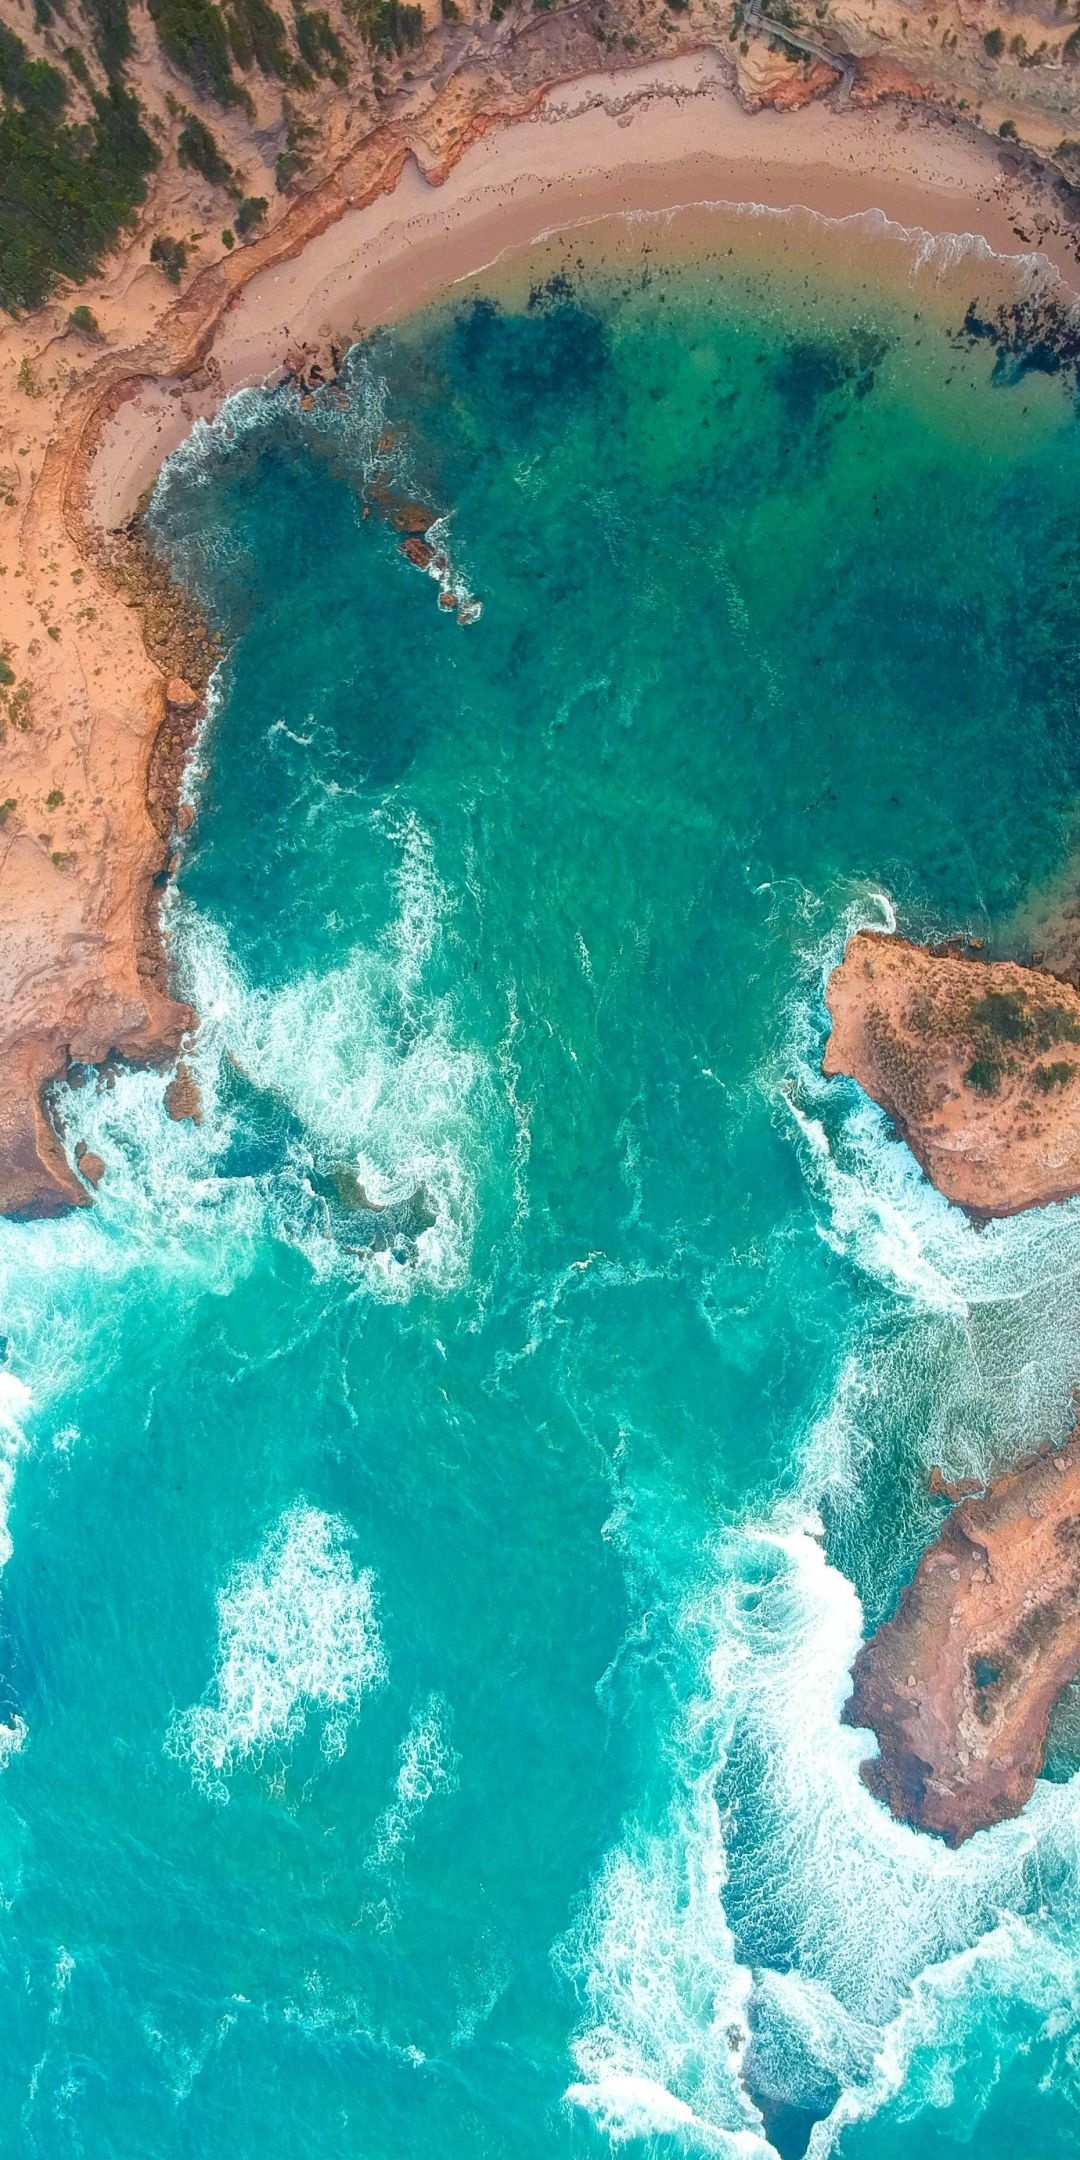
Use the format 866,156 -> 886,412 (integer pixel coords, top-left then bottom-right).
5,212 -> 1080,2157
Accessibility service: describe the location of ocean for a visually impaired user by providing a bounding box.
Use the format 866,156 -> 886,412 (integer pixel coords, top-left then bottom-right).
3,206 -> 1080,2157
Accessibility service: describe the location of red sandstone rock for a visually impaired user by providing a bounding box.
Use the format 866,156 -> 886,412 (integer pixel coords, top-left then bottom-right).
166,677 -> 200,710
74,1142 -> 106,1187
824,932 -> 1080,1216
400,537 -> 435,570
928,1464 -> 984,1501
164,1062 -> 203,1123
845,1423 -> 1080,1843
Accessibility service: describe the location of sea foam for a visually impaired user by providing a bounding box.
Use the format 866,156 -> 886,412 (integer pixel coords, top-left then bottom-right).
565,886 -> 1080,2151
365,1692 -> 458,1869
170,1503 -> 386,1791
564,1521 -> 1080,2154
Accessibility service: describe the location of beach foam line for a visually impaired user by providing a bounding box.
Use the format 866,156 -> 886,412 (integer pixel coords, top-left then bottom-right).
169,1502 -> 387,1794
447,194 -> 1061,317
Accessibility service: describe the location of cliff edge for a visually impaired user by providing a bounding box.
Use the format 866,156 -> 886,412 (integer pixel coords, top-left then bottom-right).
824,930 -> 1080,1216
844,1423 -> 1080,1844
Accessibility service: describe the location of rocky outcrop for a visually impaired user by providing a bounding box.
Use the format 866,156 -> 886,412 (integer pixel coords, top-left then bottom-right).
74,1142 -> 106,1187
844,1421 -> 1080,1844
164,1063 -> 203,1124
824,931 -> 1080,1216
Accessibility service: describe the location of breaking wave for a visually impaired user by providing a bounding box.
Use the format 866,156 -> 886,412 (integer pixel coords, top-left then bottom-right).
564,1519 -> 1080,2155
169,1502 -> 387,1793
365,1693 -> 458,1870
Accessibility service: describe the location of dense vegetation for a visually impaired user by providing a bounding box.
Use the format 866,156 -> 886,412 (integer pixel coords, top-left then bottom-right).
226,0 -> 294,79
343,0 -> 422,52
0,27 -> 157,313
177,110 -> 234,184
148,0 -> 244,104
82,0 -> 134,74
293,5 -> 348,79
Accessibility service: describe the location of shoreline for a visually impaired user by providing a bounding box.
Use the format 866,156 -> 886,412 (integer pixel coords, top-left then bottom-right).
87,54 -> 1080,530
5,48 -> 1080,1216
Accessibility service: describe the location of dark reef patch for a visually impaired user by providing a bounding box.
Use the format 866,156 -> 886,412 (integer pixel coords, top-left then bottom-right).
770,328 -> 888,429
450,293 -> 612,429
956,290 -> 1080,396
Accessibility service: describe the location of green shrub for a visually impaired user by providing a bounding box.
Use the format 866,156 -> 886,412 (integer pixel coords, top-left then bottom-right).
983,25 -> 1004,54
998,116 -> 1017,138
0,23 -> 69,123
343,0 -> 422,51
68,303 -> 101,334
294,4 -> 346,68
1034,1060 -> 1077,1091
234,192 -> 267,233
149,0 -> 241,104
178,111 -> 233,183
221,224 -> 235,245
63,43 -> 93,86
965,1055 -> 1001,1094
83,0 -> 135,73
275,146 -> 307,187
150,231 -> 188,280
226,0 -> 293,75
0,59 -> 158,314
1065,25 -> 1080,59
45,787 -> 64,808
971,989 -> 1029,1042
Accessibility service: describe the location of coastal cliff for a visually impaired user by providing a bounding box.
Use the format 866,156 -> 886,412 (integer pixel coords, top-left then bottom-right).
824,930 -> 1080,1216
826,931 -> 1080,1840
844,1423 -> 1080,1844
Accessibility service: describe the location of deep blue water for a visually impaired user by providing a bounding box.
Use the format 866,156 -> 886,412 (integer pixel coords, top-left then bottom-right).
3,212 -> 1080,2158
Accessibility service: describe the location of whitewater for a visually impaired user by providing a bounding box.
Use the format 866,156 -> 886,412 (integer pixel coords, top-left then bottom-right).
2,207 -> 1080,2159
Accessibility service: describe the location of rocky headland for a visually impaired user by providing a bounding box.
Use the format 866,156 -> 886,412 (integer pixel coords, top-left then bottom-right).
824,929 -> 1080,1216
825,929 -> 1080,1839
844,1422 -> 1080,1844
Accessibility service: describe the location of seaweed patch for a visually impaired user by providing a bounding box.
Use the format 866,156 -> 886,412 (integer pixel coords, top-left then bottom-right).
956,290 -> 1080,395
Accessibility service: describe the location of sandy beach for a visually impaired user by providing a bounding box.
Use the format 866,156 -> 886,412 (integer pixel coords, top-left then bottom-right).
87,53 -> 1080,530
4,44 -> 1080,1218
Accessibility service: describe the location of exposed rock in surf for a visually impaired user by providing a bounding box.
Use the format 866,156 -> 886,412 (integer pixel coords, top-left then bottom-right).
74,1141 -> 106,1187
928,1464 -> 984,1501
366,479 -> 436,536
315,1164 -> 436,1262
845,1419 -> 1080,1844
164,1062 -> 203,1124
823,931 -> 1080,1216
329,1166 -> 385,1212
400,536 -> 436,571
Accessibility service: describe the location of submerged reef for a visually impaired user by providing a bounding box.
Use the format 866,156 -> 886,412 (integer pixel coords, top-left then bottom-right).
844,1422 -> 1080,1844
823,930 -> 1080,1217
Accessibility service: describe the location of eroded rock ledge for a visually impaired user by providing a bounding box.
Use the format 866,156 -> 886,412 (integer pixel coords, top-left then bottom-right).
844,1424 -> 1080,1844
824,930 -> 1080,1216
